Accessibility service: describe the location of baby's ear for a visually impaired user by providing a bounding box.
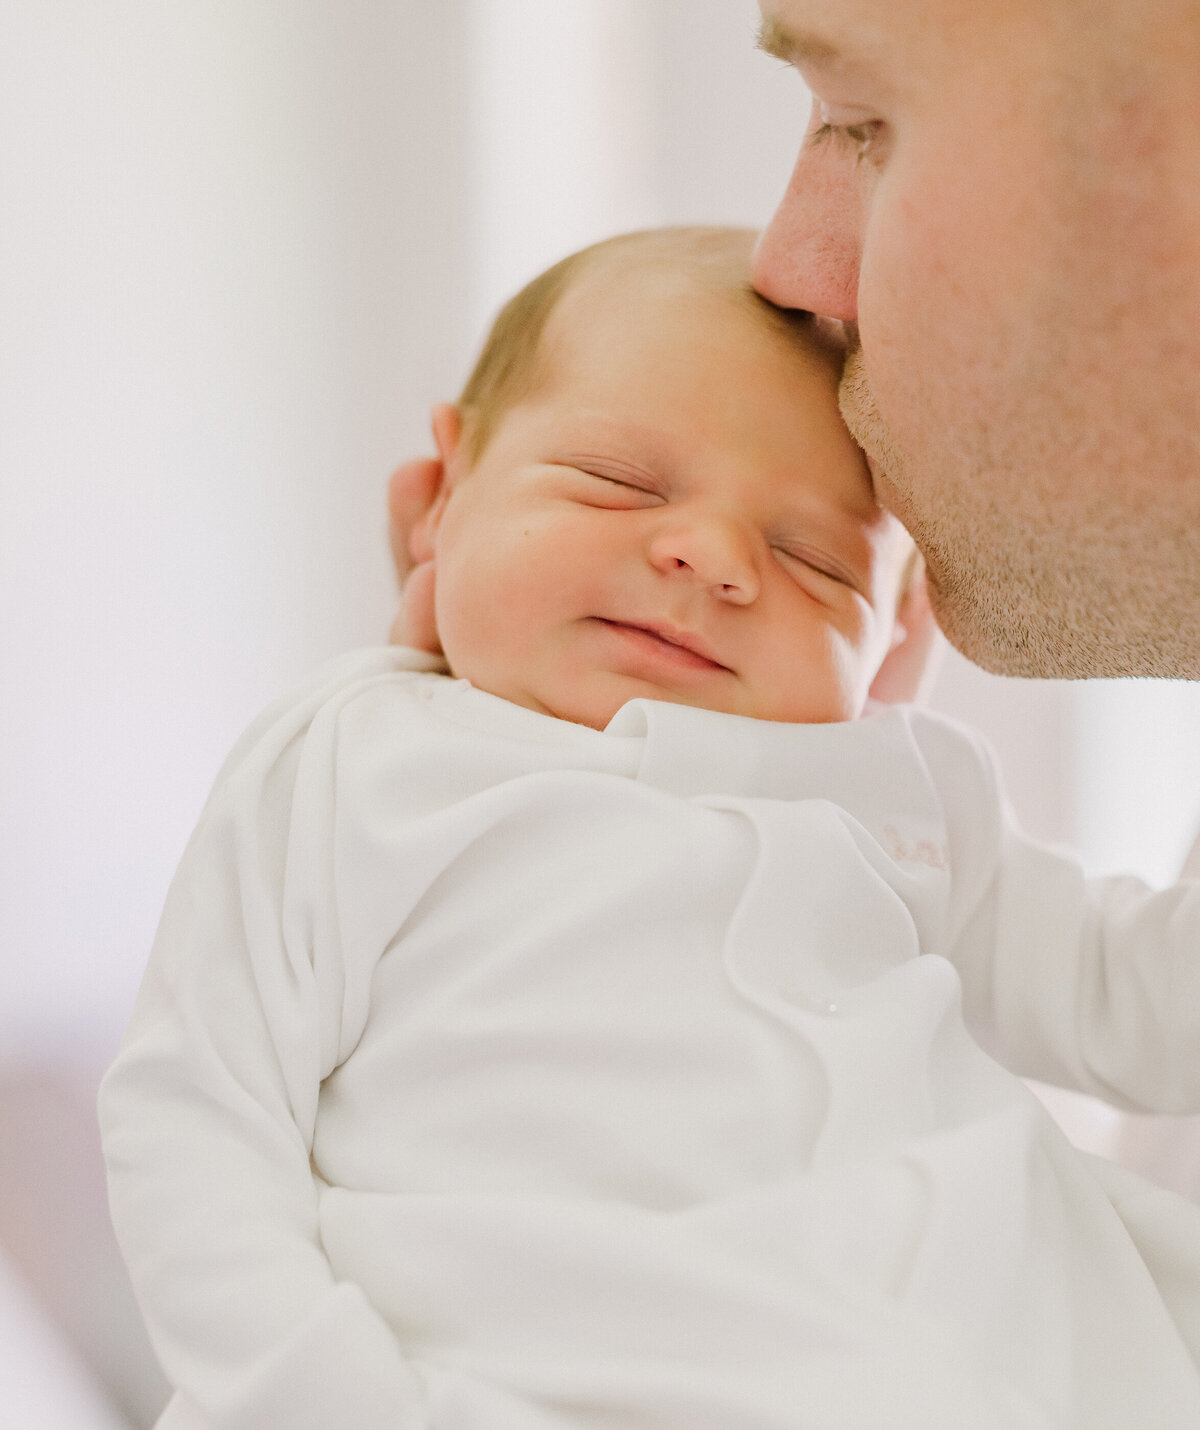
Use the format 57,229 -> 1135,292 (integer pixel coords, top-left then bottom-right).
409,403 -> 462,562
386,406 -> 454,655
430,401 -> 463,472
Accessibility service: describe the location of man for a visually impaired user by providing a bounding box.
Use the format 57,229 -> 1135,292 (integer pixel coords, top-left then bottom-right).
393,0 -> 1200,687
742,0 -> 1200,1215
752,0 -> 1200,680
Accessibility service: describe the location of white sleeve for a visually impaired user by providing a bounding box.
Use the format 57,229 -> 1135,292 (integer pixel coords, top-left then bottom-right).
919,718 -> 1200,1114
98,658 -> 430,1430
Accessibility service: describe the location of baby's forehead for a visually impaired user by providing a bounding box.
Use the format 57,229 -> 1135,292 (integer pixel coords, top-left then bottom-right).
535,274 -> 850,454
524,269 -> 866,498
550,247 -> 846,360
457,226 -> 854,470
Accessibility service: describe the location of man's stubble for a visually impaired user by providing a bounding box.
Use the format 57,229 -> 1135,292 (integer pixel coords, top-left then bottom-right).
839,340 -> 1200,681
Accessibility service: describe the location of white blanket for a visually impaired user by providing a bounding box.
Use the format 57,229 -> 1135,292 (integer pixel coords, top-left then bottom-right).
100,648 -> 1200,1428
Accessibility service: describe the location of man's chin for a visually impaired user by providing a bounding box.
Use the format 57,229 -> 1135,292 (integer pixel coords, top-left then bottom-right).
837,345 -> 894,477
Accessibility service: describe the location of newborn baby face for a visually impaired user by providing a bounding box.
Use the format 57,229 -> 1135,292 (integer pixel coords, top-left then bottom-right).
429,264 -> 909,729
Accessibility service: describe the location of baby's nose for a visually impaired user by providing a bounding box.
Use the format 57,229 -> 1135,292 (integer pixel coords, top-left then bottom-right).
647,519 -> 760,605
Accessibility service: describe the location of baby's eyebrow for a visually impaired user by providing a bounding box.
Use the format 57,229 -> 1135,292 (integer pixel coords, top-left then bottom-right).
546,413 -> 677,468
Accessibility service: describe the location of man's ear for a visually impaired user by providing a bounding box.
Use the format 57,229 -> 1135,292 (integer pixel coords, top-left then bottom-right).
409,403 -> 462,563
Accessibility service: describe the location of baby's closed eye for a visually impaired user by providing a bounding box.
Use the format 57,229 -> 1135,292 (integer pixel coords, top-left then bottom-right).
554,464 -> 666,509
772,543 -> 858,589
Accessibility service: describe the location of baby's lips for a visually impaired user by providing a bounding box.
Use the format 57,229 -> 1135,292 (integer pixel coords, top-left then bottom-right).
605,617 -> 731,672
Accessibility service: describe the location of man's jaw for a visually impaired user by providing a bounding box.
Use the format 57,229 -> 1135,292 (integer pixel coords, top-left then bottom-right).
839,344 -> 903,501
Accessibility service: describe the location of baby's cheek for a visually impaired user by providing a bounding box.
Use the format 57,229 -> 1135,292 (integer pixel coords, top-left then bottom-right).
431,555 -> 499,682
830,623 -> 883,720
436,548 -> 546,683
766,622 -> 866,724
397,562 -> 442,656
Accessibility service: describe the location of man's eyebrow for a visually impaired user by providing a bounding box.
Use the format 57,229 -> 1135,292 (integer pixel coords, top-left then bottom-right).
755,16 -> 839,68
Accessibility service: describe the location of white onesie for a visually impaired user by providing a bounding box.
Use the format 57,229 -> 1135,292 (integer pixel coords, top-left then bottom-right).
99,647 -> 1200,1430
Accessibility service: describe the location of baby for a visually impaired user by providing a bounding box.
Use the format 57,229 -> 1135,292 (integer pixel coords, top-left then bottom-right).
400,227 -> 917,732
101,228 -> 1200,1430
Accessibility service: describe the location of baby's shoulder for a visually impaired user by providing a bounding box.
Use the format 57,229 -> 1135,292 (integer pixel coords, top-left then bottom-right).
202,646 -> 452,809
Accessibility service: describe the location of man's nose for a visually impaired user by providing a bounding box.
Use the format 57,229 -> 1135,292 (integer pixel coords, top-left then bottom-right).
752,142 -> 862,323
647,517 -> 760,605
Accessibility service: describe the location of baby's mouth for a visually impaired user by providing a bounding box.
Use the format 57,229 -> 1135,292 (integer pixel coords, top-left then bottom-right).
597,619 -> 732,673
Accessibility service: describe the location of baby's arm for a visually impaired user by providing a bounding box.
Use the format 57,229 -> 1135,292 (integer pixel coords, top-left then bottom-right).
921,719 -> 1200,1113
99,657 -> 428,1430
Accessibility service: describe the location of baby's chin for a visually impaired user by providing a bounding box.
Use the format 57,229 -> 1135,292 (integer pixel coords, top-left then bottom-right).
547,683 -> 866,730
449,657 -> 868,730
527,681 -> 655,731
449,670 -> 620,731
490,678 -> 682,731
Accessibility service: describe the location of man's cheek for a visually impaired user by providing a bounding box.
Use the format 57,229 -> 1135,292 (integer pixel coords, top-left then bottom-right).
861,185 -> 974,422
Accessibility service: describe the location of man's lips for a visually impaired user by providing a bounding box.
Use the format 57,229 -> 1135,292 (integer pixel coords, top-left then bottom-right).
596,619 -> 732,673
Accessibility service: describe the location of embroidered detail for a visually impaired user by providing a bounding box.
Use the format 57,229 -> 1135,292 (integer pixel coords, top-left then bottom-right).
882,824 -> 949,871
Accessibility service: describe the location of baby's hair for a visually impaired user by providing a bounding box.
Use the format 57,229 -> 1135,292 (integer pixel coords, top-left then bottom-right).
457,226 -> 836,465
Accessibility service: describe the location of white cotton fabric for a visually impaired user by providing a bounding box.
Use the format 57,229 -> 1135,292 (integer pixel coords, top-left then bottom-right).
99,647 -> 1200,1430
